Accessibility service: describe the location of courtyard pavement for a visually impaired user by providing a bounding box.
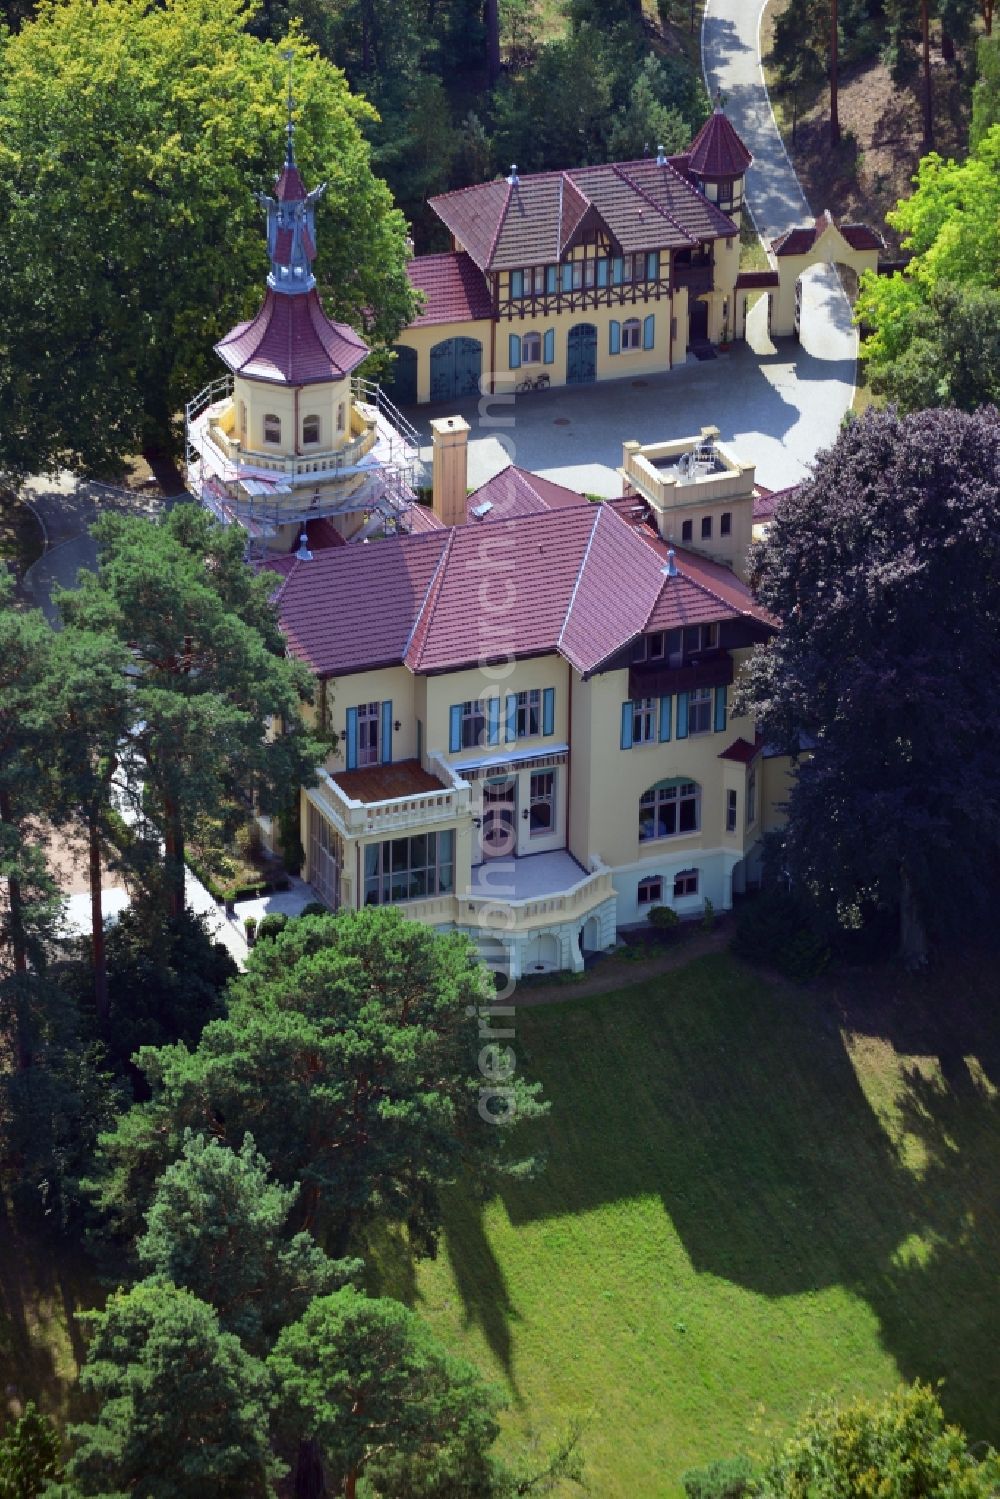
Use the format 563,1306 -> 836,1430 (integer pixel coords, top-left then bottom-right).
413,265 -> 856,498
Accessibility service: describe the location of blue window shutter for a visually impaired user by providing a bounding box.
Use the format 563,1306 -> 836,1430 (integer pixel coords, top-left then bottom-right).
487,696 -> 500,746
505,693 -> 517,743
714,685 -> 727,733
546,264 -> 557,294
609,320 -> 621,355
381,700 -> 393,764
596,257 -> 609,288
346,706 -> 359,770
612,256 -> 624,285
643,313 -> 655,350
509,333 -> 521,370
561,262 -> 573,292
449,705 -> 462,754
658,695 -> 672,743
620,701 -> 633,751
542,687 -> 555,736
543,328 -> 555,364
646,250 -> 659,280
676,692 -> 689,739
511,270 -> 523,299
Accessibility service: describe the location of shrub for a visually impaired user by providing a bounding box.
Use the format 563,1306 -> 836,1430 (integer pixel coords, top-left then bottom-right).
243,917 -> 258,945
647,904 -> 680,930
298,901 -> 330,919
682,1454 -> 753,1499
732,890 -> 830,982
256,913 -> 289,943
701,897 -> 716,932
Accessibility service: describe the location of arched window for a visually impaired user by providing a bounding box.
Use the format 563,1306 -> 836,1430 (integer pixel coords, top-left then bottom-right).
622,317 -> 642,350
263,413 -> 281,444
337,402 -> 346,433
238,400 -> 247,444
521,331 -> 542,364
302,414 -> 320,445
639,779 -> 700,842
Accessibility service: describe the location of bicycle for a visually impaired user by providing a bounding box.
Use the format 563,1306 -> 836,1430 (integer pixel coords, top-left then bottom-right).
514,372 -> 551,393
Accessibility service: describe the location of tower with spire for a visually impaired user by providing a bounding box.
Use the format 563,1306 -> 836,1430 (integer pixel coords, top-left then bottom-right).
185,57 -> 421,555
684,93 -> 752,224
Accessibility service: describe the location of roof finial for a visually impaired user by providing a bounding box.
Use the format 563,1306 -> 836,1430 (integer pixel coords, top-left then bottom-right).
714,86 -> 725,113
282,48 -> 296,168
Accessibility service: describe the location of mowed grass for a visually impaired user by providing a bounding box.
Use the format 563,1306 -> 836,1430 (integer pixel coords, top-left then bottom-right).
387,953 -> 1000,1496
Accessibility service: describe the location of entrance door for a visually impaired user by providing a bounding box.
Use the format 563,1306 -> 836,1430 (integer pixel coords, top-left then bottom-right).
567,323 -> 597,385
688,298 -> 709,344
481,777 -> 517,859
430,337 -> 483,402
385,344 -> 417,406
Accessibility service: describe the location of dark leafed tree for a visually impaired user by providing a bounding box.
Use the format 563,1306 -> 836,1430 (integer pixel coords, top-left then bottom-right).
736,406 -> 1000,967
59,504 -> 324,921
92,907 -> 547,1250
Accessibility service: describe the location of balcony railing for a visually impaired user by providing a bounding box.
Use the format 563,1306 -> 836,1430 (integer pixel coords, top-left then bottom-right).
673,262 -> 713,294
310,754 -> 472,838
205,416 -> 379,481
629,652 -> 735,699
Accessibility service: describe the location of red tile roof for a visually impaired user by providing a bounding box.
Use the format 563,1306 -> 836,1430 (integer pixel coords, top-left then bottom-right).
428,153 -> 739,273
275,162 -> 307,203
718,734 -> 765,763
291,517 -> 346,552
215,288 -> 369,386
772,211 -> 885,258
264,499 -> 774,680
406,252 -> 493,326
402,465 -> 589,532
752,486 -> 795,522
687,107 -> 753,179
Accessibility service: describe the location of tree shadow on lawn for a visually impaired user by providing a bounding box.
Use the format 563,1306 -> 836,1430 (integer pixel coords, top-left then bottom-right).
446,953 -> 1000,1442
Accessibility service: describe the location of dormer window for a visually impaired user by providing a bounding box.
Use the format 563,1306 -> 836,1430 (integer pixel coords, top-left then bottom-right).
263,413 -> 281,445
302,415 -> 320,445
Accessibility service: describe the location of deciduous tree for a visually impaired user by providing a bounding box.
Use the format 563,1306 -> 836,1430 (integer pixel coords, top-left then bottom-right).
752,1382 -> 1000,1496
736,406 -> 1000,966
0,0 -> 416,473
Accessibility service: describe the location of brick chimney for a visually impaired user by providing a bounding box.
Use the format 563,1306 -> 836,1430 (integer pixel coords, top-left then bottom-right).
430,416 -> 470,529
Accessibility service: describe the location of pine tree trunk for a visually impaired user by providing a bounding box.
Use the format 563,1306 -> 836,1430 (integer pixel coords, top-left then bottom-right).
89,809 -> 109,1026
293,1439 -> 327,1499
344,1468 -> 358,1499
899,865 -> 929,971
830,0 -> 841,146
485,0 -> 501,83
162,796 -> 185,921
0,788 -> 31,1071
921,0 -> 933,149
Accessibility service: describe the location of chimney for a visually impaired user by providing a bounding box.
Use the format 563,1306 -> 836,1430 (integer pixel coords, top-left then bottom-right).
430,416 -> 471,529
507,163 -> 519,185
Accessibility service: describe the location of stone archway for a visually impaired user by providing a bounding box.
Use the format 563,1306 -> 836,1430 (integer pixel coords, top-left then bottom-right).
769,212 -> 883,338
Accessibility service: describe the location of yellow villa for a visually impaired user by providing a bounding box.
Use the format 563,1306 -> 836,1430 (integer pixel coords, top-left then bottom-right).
386,104 -> 755,405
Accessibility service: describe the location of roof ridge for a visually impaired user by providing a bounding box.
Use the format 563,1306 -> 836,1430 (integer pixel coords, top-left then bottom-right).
556,506 -> 603,657
485,177 -> 515,271
660,155 -> 738,236
611,161 -> 695,245
404,527 -> 456,668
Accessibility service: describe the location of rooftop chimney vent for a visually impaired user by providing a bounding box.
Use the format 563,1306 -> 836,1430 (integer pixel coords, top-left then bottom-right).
296,530 -> 313,562
507,163 -> 519,185
662,548 -> 678,578
656,144 -> 667,166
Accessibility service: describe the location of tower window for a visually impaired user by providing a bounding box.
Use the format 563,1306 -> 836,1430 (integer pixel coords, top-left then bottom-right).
238,401 -> 247,444
701,516 -> 713,539
337,403 -> 346,433
263,413 -> 281,444
721,511 -> 732,536
302,415 -> 320,445
681,519 -> 693,542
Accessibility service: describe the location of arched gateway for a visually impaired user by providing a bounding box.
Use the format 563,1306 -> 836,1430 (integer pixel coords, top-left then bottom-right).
768,211 -> 884,338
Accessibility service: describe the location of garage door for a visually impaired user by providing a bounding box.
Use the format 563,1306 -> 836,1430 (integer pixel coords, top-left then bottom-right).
430,337 -> 482,403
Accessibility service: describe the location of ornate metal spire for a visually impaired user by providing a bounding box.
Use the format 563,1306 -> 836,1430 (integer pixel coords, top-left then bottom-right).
256,52 -> 327,297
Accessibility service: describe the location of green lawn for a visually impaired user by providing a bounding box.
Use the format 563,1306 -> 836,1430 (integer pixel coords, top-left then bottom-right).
380,953 -> 1000,1496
